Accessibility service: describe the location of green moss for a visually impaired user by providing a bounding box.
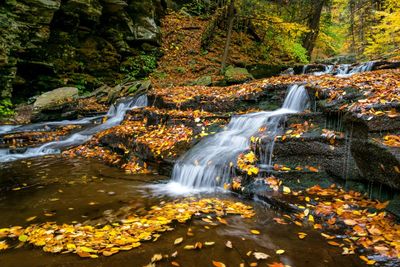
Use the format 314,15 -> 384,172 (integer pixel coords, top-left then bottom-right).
120,53 -> 158,79
0,98 -> 15,118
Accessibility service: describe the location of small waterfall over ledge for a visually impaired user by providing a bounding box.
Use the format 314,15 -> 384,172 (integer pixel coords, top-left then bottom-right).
0,95 -> 147,162
169,85 -> 309,191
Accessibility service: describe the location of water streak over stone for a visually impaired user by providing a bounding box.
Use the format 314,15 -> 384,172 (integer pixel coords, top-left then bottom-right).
0,95 -> 147,162
171,85 -> 309,190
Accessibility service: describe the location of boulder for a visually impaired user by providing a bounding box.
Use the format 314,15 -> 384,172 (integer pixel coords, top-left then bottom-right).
224,66 -> 254,84
192,75 -> 212,86
33,87 -> 78,109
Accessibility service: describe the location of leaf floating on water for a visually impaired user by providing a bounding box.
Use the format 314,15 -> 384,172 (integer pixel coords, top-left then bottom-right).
174,237 -> 183,245
251,229 -> 260,235
253,252 -> 270,260
212,261 -> 226,267
359,255 -> 376,265
0,241 -> 9,250
321,233 -> 335,240
217,217 -> 228,225
275,249 -> 285,255
268,262 -> 285,267
25,216 -> 37,222
205,241 -> 215,246
18,235 -> 28,242
151,254 -> 163,263
225,240 -> 232,248
298,232 -> 307,239
282,186 -> 291,194
1,198 -> 255,258
327,241 -> 342,247
171,261 -> 180,266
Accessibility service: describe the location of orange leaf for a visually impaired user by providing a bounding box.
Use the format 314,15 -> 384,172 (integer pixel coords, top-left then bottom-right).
212,261 -> 226,267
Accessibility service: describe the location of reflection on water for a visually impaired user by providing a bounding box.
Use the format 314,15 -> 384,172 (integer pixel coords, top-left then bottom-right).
0,157 -> 367,267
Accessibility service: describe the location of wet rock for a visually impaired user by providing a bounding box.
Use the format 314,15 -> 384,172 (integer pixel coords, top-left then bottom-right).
30,87 -> 80,122
316,54 -> 357,65
224,66 -> 254,84
247,64 -> 289,79
0,0 -> 168,103
351,139 -> 400,189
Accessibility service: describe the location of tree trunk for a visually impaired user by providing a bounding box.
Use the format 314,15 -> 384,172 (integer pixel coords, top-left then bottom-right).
302,0 -> 326,59
221,0 -> 235,71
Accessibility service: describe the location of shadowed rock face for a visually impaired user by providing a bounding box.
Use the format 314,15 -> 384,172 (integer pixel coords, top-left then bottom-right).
0,0 -> 177,100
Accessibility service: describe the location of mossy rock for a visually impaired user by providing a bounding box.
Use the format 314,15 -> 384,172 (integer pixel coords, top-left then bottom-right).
191,75 -> 212,86
224,66 -> 253,85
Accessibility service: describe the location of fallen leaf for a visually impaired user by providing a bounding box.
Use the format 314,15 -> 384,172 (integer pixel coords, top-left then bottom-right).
174,237 -> 183,245
251,230 -> 260,235
212,261 -> 226,267
151,254 -> 163,263
253,252 -> 270,260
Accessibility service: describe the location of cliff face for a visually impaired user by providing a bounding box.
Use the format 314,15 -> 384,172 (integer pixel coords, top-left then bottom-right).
0,0 -> 177,101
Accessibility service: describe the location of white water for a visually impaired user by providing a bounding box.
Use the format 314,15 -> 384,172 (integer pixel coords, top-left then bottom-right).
300,61 -> 374,77
168,85 -> 309,192
313,65 -> 334,76
336,61 -> 374,77
0,125 -> 20,134
0,95 -> 147,162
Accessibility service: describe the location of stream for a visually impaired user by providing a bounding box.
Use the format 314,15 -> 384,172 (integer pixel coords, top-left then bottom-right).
0,156 -> 367,267
0,64 -> 384,266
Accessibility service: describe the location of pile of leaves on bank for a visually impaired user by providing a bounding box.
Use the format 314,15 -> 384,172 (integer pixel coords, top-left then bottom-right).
0,198 -> 254,258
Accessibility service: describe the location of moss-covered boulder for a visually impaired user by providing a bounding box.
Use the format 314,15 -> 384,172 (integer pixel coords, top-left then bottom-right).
224,66 -> 254,84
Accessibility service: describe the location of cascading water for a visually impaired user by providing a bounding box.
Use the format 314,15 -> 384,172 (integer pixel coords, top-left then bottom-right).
0,95 -> 147,162
313,65 -> 334,76
336,61 -> 375,77
169,85 -> 309,191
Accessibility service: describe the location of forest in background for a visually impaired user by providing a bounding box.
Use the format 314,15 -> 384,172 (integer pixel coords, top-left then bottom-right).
0,0 -> 399,118
203,0 -> 400,63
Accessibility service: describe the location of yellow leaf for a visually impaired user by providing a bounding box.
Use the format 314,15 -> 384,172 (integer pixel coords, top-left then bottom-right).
275,249 -> 285,255
174,237 -> 183,245
0,241 -> 9,250
282,186 -> 291,194
298,232 -> 307,239
25,216 -> 37,222
151,254 -> 163,263
18,235 -> 28,242
251,230 -> 260,235
359,255 -> 376,265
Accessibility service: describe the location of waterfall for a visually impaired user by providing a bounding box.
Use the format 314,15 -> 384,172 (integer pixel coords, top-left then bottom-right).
0,95 -> 147,162
170,85 -> 309,190
313,65 -> 334,76
336,61 -> 374,77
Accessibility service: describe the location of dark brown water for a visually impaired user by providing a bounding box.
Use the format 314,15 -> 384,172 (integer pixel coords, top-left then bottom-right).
0,157 -> 368,267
